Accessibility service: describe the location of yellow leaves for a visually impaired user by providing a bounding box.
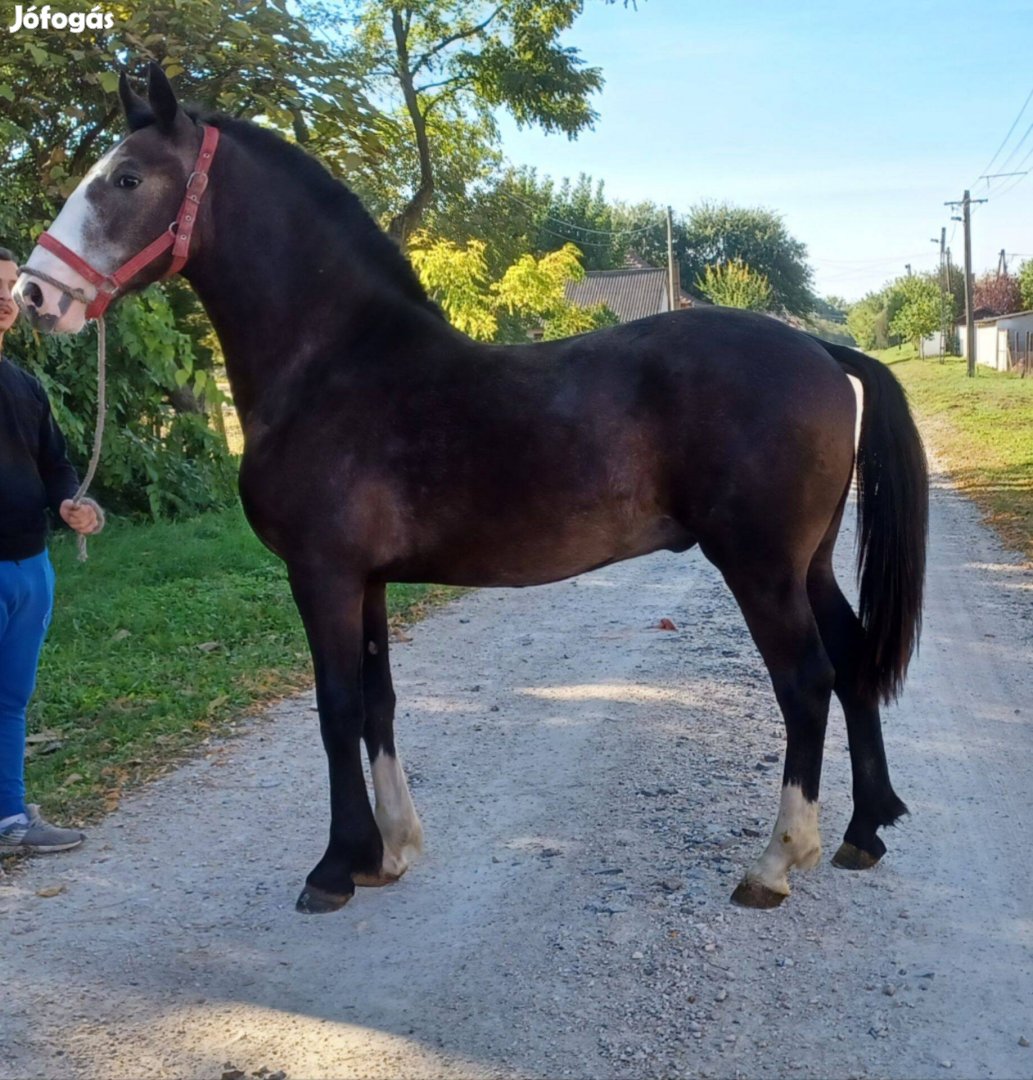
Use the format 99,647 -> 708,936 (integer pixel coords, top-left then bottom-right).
696,258 -> 773,311
493,243 -> 584,317
408,231 -> 498,340
408,233 -> 589,341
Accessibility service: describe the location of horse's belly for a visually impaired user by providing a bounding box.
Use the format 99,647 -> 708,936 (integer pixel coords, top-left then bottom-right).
393,515 -> 693,588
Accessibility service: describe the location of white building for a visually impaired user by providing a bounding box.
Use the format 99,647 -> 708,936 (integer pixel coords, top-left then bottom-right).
957,310 -> 1033,372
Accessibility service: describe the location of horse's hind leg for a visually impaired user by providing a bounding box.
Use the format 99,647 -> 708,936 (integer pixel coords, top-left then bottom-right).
807,553 -> 908,869
721,567 -> 836,908
359,581 -> 423,884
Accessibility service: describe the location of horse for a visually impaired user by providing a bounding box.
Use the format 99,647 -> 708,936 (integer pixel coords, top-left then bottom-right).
14,64 -> 927,915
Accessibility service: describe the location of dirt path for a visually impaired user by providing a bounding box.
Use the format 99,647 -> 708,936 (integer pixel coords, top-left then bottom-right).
3,466 -> 1032,1080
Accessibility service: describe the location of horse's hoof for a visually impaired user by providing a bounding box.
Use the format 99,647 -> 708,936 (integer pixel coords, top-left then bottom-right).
730,878 -> 789,909
831,842 -> 881,871
352,868 -> 402,888
295,883 -> 354,914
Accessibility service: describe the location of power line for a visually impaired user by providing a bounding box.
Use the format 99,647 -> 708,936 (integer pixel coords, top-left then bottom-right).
984,139 -> 1033,201
972,84 -> 1033,187
810,251 -> 937,267
499,190 -> 661,238
993,118 -> 1033,178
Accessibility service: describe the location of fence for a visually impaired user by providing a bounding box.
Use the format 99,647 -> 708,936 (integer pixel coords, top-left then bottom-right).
1003,329 -> 1032,376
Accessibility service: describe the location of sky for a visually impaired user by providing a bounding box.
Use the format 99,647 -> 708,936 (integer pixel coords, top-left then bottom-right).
493,0 -> 1033,301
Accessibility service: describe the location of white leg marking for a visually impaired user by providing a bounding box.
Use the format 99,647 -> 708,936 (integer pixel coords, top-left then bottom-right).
743,784 -> 822,897
371,753 -> 423,878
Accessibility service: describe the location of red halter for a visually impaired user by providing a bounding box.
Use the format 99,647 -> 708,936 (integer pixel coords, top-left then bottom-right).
36,124 -> 220,320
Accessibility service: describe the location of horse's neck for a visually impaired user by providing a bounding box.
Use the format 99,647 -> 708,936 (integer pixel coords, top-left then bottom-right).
183,146 -> 430,424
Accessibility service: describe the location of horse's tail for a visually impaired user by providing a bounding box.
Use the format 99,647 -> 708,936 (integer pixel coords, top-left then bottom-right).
821,341 -> 929,704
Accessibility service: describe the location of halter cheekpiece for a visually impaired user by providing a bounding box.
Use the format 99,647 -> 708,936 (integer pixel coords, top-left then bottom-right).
32,123 -> 220,320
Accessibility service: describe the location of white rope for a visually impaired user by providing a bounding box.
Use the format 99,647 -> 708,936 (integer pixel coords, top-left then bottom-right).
72,316 -> 106,562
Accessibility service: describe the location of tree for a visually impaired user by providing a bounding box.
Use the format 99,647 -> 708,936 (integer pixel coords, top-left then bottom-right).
0,0 -> 370,516
407,233 -> 615,341
888,276 -> 943,351
532,173 -> 630,271
1,0 -> 369,243
807,295 -> 855,346
1019,259 -> 1033,311
846,292 -> 886,351
973,272 -> 1022,317
623,201 -> 814,316
696,259 -> 773,311
323,0 -> 607,244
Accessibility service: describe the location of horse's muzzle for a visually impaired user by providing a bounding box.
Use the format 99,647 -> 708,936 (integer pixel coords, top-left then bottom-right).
13,272 -> 85,334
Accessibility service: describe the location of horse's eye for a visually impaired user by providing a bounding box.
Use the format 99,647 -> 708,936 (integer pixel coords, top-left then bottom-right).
116,175 -> 141,190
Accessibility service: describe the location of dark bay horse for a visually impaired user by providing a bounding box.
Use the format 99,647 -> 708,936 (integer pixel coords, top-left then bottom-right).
15,65 -> 927,914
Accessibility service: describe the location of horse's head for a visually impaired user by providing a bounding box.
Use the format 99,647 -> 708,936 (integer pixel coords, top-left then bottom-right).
15,63 -> 208,334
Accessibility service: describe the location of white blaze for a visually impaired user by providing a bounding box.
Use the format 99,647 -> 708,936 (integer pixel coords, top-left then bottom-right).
13,145 -> 124,332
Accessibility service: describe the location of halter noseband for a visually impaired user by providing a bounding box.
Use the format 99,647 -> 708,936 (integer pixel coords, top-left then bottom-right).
29,124 -> 220,321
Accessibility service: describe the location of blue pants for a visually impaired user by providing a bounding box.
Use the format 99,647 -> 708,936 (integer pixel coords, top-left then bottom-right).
0,551 -> 55,819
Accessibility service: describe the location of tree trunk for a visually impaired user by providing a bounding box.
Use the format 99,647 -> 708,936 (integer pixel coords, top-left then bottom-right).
387,8 -> 434,246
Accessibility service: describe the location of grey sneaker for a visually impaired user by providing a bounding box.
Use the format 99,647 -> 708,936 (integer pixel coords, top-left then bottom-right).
0,805 -> 84,853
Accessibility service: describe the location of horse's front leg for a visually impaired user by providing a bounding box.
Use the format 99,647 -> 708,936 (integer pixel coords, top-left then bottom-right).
288,567 -> 383,914
360,581 -> 423,885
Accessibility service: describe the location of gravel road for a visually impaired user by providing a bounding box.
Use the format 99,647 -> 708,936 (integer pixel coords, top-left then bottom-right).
2,462 -> 1032,1080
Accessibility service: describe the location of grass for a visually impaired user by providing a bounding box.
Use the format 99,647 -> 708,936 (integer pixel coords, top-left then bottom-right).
23,505 -> 452,826
874,345 -> 1033,560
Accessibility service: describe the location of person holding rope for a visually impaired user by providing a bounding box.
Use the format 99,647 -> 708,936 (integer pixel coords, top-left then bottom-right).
0,245 -> 104,854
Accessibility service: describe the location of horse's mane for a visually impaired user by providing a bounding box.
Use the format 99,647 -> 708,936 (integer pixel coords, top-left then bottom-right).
186,108 -> 444,320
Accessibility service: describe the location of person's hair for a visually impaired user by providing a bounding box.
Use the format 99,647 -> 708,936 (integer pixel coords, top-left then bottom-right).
0,245 -> 18,265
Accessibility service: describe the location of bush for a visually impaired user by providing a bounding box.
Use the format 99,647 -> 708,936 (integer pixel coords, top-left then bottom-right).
10,287 -> 236,519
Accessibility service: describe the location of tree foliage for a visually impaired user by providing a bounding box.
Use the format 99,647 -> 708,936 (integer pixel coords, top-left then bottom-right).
846,293 -> 884,351
696,259 -> 773,311
321,0 -> 606,243
847,271 -> 957,353
7,288 -> 235,518
888,276 -> 944,350
1018,259 -> 1033,311
0,0 -> 372,517
973,272 -> 1022,317
407,233 -> 614,341
623,201 -> 813,316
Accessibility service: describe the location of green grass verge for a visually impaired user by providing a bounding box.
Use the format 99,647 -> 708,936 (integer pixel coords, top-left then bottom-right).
874,345 -> 1033,560
24,505 -> 453,826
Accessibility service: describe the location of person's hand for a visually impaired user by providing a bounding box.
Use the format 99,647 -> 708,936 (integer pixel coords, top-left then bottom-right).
59,498 -> 104,536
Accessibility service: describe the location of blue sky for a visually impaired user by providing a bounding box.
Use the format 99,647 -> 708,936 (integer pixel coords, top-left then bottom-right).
495,0 -> 1033,301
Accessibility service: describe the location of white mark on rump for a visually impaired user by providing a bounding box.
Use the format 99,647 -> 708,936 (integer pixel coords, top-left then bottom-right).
371,752 -> 423,878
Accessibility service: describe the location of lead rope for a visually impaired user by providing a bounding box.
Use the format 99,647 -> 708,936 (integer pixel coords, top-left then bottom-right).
72,315 -> 106,561
18,265 -> 107,561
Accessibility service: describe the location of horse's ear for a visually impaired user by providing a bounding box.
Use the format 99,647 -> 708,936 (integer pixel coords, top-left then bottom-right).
119,70 -> 153,132
146,61 -> 181,134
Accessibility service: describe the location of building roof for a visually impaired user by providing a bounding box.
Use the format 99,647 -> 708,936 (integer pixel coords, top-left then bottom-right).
564,267 -> 670,323
973,308 -> 1033,326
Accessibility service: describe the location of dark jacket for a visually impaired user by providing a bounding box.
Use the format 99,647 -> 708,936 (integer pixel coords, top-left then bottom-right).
0,355 -> 80,561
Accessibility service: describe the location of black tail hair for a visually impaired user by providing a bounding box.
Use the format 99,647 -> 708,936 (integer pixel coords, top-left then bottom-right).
820,342 -> 929,704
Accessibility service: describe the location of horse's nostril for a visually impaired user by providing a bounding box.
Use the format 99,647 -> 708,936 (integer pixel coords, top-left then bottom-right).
24,281 -> 44,307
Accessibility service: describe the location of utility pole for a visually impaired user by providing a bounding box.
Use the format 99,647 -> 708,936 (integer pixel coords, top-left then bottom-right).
997,248 -> 1008,276
931,228 -> 946,360
939,227 -> 947,361
905,263 -> 912,277
946,189 -> 987,377
666,206 -> 676,312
